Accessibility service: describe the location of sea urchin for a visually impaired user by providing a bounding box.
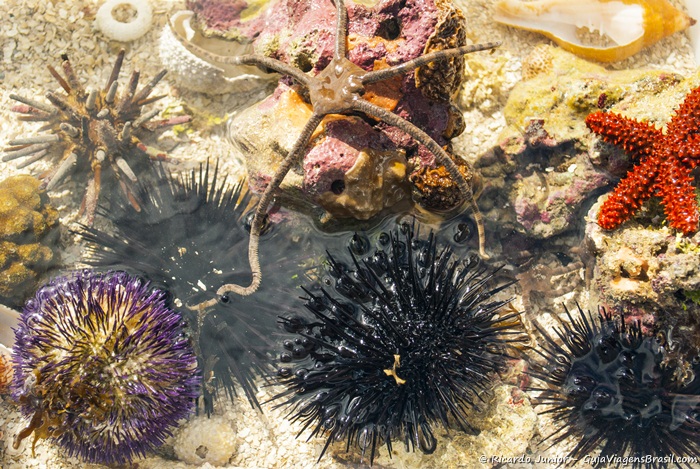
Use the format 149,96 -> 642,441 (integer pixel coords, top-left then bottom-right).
529,306 -> 700,468
77,162 -> 281,412
3,49 -> 190,224
11,270 -> 200,465
274,222 -> 523,464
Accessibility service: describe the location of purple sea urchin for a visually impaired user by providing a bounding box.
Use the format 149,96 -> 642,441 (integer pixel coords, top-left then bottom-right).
3,49 -> 190,224
76,163 -> 288,411
529,306 -> 700,468
11,270 -> 200,465
273,222 -> 523,464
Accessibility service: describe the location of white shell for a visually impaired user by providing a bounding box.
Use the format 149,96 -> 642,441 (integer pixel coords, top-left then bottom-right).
684,0 -> 700,64
159,10 -> 277,95
0,304 -> 20,348
96,0 -> 153,42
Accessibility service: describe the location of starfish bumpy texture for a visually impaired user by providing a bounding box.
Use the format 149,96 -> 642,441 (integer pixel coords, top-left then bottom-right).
3,49 -> 190,224
174,0 -> 500,308
586,85 -> 700,234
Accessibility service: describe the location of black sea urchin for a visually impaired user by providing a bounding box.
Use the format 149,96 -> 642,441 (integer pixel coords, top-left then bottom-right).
11,270 -> 200,465
77,163 -> 288,411
529,306 -> 700,468
273,222 -> 523,464
3,49 -> 190,224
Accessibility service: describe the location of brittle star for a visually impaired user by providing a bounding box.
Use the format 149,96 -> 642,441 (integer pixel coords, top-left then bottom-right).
177,0 -> 500,310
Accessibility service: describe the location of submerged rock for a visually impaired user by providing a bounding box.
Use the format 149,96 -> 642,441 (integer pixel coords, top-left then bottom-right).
585,199 -> 700,380
477,45 -> 691,240
223,0 -> 473,220
0,175 -> 59,308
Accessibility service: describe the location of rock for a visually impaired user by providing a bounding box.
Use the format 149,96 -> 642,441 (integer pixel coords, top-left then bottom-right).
220,0 -> 472,220
476,45 -> 691,240
585,198 -> 700,378
0,175 -> 59,308
173,413 -> 238,466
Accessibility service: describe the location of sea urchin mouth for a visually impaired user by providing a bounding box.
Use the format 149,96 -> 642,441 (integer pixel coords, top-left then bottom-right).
529,306 -> 700,468
273,221 -> 523,464
11,270 -> 200,465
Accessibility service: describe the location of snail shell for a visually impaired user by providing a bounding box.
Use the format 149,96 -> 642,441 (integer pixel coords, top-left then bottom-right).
493,0 -> 696,62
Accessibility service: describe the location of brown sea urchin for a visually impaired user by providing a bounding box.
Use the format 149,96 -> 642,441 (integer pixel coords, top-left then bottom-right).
3,49 -> 190,224
174,0 -> 499,308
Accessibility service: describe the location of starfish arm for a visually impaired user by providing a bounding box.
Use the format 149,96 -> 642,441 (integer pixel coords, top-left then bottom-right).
362,42 -> 501,85
675,133 -> 700,169
168,18 -> 310,87
189,112 -> 326,309
656,157 -> 699,235
598,154 -> 658,230
333,0 -> 348,60
586,111 -> 661,161
667,86 -> 700,138
351,98 -> 488,258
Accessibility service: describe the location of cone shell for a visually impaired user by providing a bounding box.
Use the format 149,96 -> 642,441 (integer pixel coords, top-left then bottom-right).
493,0 -> 696,62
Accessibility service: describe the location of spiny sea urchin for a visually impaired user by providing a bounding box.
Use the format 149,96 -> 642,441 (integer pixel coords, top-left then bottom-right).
529,306 -> 700,468
11,270 -> 200,465
77,162 -> 289,412
273,221 -> 523,464
3,49 -> 190,224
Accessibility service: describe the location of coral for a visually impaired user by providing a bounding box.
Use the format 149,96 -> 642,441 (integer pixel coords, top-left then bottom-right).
0,175 -> 59,308
586,85 -> 700,234
96,0 -> 153,42
77,163 -> 289,411
272,222 -> 523,464
174,414 -> 238,466
493,0 -> 695,63
410,160 -> 481,210
173,0 -> 498,306
11,270 -> 200,465
3,49 -> 190,224
529,306 -> 700,467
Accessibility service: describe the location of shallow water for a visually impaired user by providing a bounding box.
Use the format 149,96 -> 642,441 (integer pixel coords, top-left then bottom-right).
0,0 -> 699,468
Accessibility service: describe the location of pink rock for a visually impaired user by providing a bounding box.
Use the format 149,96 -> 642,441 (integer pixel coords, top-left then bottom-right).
190,0 -> 467,219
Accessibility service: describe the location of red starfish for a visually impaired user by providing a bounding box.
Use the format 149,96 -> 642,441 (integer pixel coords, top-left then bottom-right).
586,86 -> 700,234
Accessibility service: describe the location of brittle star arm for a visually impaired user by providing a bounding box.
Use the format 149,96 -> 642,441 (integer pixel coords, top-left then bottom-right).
189,112 -> 326,311
333,0 -> 348,60
352,98 -> 488,258
362,42 -> 501,84
168,19 -> 311,88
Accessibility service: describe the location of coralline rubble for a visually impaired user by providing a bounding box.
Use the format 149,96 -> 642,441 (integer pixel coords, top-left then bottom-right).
581,70 -> 700,370
219,0 -> 472,220
477,44 -> 689,240
0,175 -> 59,308
586,202 -> 700,379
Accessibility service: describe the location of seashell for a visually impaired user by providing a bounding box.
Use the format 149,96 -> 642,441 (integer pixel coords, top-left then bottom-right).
683,0 -> 700,64
96,0 -> 153,42
493,0 -> 696,63
158,10 -> 277,95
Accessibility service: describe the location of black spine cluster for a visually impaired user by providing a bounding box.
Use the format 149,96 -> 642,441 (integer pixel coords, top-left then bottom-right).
273,222 -> 523,464
77,162 -> 277,412
530,306 -> 700,468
